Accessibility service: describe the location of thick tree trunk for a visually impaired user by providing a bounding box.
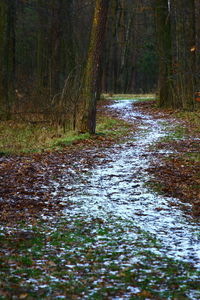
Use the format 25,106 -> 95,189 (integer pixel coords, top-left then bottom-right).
155,0 -> 174,108
183,0 -> 196,110
195,0 -> 200,109
49,0 -> 62,97
76,0 -> 109,134
173,0 -> 196,110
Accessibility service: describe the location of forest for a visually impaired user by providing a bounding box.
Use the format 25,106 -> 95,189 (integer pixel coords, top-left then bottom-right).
0,0 -> 199,132
0,0 -> 200,299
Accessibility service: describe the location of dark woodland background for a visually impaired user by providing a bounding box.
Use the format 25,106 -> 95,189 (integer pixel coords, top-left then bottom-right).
0,0 -> 200,130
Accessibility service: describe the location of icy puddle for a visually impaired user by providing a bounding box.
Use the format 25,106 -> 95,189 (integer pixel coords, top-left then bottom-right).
64,100 -> 200,267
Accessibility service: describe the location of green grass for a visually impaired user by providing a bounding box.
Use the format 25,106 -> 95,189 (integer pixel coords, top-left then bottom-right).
0,115 -> 130,155
0,120 -> 65,155
96,117 -> 117,130
184,152 -> 200,162
102,93 -> 155,100
144,181 -> 164,194
175,111 -> 200,132
0,217 -> 199,299
53,132 -> 90,148
102,93 -> 155,101
96,116 -> 131,137
0,94 -> 154,155
157,124 -> 187,143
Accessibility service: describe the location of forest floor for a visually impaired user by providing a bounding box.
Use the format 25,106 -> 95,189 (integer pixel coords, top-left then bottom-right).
0,97 -> 200,299
134,100 -> 200,217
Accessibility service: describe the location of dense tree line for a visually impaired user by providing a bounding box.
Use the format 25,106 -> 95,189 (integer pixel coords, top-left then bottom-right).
0,0 -> 93,125
0,0 -> 199,133
102,0 -> 158,94
156,0 -> 200,109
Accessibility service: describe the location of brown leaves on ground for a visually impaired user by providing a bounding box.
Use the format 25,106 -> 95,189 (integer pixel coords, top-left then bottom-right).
149,155 -> 200,216
136,100 -> 200,217
0,100 -> 135,225
0,99 -> 199,224
0,142 -> 109,225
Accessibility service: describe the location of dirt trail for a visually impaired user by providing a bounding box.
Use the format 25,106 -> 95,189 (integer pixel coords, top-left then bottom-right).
63,100 -> 200,266
0,99 -> 200,299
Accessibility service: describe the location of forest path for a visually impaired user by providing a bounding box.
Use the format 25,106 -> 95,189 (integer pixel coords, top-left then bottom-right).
1,99 -> 200,299
63,99 -> 200,266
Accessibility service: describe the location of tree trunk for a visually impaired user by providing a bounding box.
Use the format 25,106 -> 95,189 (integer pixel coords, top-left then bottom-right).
155,0 -> 174,108
0,0 -> 16,116
195,0 -> 200,109
37,0 -> 49,92
76,0 -> 109,134
169,0 -> 196,109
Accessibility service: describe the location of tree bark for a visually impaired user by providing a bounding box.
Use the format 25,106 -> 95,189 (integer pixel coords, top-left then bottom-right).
76,0 -> 109,134
173,0 -> 196,110
155,0 -> 174,108
195,0 -> 200,109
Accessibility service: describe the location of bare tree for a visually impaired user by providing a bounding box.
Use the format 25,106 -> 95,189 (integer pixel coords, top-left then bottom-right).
76,0 -> 109,133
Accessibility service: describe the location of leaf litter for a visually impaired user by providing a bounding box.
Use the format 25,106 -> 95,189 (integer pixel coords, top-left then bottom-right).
0,98 -> 200,299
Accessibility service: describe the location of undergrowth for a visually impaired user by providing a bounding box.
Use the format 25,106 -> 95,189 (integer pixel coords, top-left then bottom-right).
175,111 -> 200,133
102,93 -> 155,101
0,115 -> 130,155
0,95 -> 155,155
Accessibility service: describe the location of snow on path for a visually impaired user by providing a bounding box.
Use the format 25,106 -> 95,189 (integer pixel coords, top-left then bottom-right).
63,100 -> 200,267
